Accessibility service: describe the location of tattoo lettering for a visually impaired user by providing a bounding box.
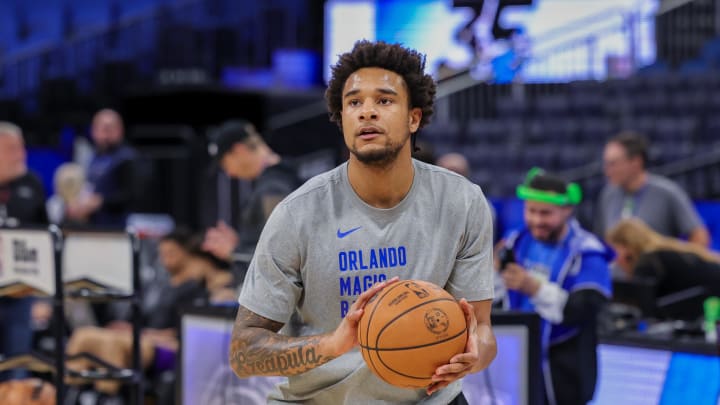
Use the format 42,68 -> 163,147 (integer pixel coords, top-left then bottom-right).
229,307 -> 336,377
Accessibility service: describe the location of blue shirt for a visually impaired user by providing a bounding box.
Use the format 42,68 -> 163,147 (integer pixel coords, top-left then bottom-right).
505,220 -> 612,344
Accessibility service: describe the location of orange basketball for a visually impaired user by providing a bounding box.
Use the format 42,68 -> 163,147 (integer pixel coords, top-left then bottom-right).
358,279 -> 468,388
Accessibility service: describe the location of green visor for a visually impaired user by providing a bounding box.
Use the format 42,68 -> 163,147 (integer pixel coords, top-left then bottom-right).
516,183 -> 582,206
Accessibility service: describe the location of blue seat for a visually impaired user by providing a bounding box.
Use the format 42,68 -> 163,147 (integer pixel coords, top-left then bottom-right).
653,141 -> 693,164
578,117 -> 616,141
621,115 -> 656,139
496,96 -> 529,118
669,90 -> 708,114
543,117 -> 580,143
653,116 -> 697,142
569,92 -> 605,116
557,146 -> 593,170
701,37 -> 720,68
702,115 -> 720,142
420,121 -> 461,143
466,119 -> 520,143
630,90 -> 668,115
534,94 -> 570,117
525,119 -> 546,144
521,146 -> 557,170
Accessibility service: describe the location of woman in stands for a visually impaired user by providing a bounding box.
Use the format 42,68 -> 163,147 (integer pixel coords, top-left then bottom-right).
606,218 -> 720,299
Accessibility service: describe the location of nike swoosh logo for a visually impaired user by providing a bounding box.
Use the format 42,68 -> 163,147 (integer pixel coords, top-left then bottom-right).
337,226 -> 362,239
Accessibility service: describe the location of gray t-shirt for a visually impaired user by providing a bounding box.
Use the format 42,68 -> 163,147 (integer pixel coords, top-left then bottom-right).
595,173 -> 703,238
238,159 -> 494,404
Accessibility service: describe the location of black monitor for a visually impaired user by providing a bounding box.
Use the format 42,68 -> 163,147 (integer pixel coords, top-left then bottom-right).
656,286 -> 709,320
612,277 -> 658,317
613,278 -> 710,320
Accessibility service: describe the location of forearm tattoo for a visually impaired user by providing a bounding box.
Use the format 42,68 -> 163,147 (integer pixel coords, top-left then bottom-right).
229,306 -> 336,377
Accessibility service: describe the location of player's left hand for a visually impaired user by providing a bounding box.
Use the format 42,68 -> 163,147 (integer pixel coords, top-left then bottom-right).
426,298 -> 479,395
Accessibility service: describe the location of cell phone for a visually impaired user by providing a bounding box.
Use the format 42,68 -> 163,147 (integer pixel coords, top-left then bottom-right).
498,247 -> 515,272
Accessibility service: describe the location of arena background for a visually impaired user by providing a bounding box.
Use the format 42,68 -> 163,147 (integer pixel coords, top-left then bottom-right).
0,0 -> 719,404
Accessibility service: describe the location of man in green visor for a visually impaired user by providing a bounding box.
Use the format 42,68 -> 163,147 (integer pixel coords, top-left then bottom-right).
496,168 -> 612,405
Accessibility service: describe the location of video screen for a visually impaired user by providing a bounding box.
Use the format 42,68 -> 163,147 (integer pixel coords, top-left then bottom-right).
180,314 -> 284,405
591,344 -> 720,405
463,324 -> 530,405
324,0 -> 657,83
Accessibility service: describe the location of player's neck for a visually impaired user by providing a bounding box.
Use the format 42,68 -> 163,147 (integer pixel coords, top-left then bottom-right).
348,154 -> 414,209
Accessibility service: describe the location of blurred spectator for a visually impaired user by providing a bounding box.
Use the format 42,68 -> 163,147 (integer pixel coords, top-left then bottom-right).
0,122 -> 47,227
436,152 -> 496,228
65,228 -> 208,396
203,120 -> 301,271
596,132 -> 710,246
187,238 -> 237,303
83,109 -> 137,227
606,218 -> 720,298
497,168 -> 612,405
436,152 -> 471,177
0,122 -> 48,382
46,162 -> 94,225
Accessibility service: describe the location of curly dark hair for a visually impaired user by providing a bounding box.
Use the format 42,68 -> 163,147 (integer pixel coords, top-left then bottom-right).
325,40 -> 437,130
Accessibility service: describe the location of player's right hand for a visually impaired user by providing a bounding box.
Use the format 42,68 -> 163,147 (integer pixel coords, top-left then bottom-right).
327,277 -> 399,357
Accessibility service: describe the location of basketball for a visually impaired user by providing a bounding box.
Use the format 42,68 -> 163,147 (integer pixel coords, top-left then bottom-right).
358,279 -> 468,388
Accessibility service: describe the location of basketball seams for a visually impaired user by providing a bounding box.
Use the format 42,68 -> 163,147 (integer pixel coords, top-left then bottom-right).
361,281 -> 407,380
374,331 -> 467,382
358,326 -> 467,351
374,297 -> 461,349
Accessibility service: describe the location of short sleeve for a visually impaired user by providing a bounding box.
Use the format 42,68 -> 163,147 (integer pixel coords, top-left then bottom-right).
669,187 -> 704,236
238,202 -> 303,324
593,186 -> 610,237
445,191 -> 495,302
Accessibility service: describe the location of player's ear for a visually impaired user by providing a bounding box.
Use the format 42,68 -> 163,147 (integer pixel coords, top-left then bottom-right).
409,108 -> 421,133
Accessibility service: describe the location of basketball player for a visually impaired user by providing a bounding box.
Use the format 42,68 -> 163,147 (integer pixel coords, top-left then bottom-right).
497,168 -> 612,405
228,41 -> 497,404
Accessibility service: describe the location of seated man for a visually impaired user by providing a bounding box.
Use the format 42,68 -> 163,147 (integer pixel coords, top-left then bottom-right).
65,228 -> 209,395
497,168 -> 612,405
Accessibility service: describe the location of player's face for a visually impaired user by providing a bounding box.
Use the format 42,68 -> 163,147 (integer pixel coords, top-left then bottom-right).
340,67 -> 421,167
603,142 -> 639,188
524,200 -> 571,243
0,133 -> 27,180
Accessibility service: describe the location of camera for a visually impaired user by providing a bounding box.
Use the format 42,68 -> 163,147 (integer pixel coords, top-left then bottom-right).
498,247 -> 515,272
